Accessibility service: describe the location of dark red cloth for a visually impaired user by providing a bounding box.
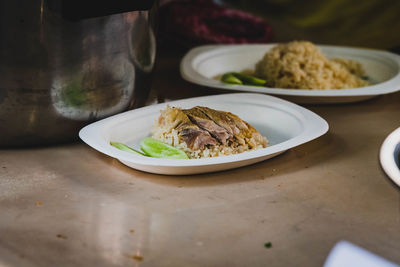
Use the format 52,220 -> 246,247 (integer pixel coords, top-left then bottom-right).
158,0 -> 272,47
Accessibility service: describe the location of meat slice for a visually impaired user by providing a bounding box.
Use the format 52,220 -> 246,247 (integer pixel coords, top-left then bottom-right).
197,106 -> 267,148
226,112 -> 267,148
152,105 -> 268,157
155,106 -> 218,150
242,121 -> 268,148
196,106 -> 242,142
178,127 -> 218,150
182,107 -> 232,145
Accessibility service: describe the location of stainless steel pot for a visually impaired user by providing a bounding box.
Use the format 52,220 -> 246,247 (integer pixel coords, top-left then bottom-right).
0,0 -> 157,147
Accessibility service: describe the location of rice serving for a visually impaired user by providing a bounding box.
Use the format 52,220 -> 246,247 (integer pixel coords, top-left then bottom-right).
254,41 -> 370,89
152,106 -> 268,159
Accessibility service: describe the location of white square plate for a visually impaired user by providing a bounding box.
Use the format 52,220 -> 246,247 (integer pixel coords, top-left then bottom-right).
180,44 -> 400,104
79,93 -> 329,175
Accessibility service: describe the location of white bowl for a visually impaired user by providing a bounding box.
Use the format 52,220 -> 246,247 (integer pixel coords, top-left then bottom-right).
380,127 -> 400,187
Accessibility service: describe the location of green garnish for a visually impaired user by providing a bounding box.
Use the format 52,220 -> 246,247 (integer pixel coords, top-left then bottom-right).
221,72 -> 266,86
221,73 -> 243,85
264,242 -> 272,248
140,137 -> 189,159
110,141 -> 147,156
110,138 -> 189,159
233,72 -> 267,86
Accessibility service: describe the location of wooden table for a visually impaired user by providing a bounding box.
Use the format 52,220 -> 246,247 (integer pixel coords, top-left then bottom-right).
1,46 -> 400,267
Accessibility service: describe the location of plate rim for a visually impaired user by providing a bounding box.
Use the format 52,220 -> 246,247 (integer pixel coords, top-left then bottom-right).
180,43 -> 400,97
79,93 -> 329,170
380,126 -> 400,187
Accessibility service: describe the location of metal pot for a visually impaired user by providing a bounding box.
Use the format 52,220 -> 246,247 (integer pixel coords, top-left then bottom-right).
0,0 -> 157,147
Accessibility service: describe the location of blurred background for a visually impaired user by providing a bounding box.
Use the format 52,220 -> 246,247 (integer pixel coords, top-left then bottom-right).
157,0 -> 400,52
2,0 -> 399,147
150,0 -> 400,110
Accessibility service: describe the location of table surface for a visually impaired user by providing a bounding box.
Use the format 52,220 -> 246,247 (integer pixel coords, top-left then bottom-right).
1,47 -> 400,267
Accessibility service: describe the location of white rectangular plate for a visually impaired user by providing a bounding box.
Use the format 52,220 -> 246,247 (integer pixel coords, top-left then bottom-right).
180,44 -> 400,104
79,93 -> 329,175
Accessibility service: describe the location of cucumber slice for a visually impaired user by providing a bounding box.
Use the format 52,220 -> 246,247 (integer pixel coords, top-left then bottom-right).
221,72 -> 266,86
221,73 -> 243,85
232,72 -> 266,86
110,141 -> 146,156
140,137 -> 189,159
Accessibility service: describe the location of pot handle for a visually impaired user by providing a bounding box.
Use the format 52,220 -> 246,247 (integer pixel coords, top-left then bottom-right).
48,0 -> 156,21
